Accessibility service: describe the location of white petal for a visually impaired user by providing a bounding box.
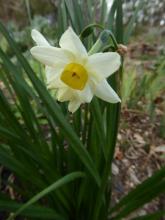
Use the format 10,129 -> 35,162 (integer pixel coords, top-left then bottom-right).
59,27 -> 88,57
30,46 -> 70,67
31,29 -> 50,46
45,66 -> 58,82
88,52 -> 121,78
68,99 -> 81,113
95,79 -> 121,103
45,66 -> 66,89
56,88 -> 73,102
77,84 -> 93,103
45,66 -> 61,82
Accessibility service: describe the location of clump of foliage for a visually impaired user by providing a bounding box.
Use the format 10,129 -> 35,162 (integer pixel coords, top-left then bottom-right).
0,1 -> 165,220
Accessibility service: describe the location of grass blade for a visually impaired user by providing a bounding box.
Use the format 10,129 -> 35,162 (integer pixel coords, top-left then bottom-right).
90,98 -> 107,160
107,0 -> 118,30
100,0 -> 107,24
115,0 -> 123,43
123,0 -> 144,44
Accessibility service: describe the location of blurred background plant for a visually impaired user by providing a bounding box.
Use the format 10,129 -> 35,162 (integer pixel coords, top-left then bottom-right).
0,0 -> 165,219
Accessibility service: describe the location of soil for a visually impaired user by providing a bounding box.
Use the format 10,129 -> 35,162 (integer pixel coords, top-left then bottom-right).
111,108 -> 165,219
111,40 -> 165,219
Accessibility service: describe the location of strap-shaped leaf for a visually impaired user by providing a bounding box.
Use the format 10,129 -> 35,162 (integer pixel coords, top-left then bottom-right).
131,211 -> 165,220
0,198 -> 65,220
8,172 -> 85,219
110,167 -> 165,213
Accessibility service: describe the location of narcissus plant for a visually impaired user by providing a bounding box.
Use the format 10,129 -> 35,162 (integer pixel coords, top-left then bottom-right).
31,27 -> 121,112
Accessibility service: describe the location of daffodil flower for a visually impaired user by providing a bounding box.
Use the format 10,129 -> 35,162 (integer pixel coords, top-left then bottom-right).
30,27 -> 121,113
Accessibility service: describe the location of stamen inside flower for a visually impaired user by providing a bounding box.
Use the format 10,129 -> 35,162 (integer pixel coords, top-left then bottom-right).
61,63 -> 88,90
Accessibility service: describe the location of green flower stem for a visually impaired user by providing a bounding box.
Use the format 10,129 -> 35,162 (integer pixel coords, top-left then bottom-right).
88,29 -> 123,220
88,30 -> 118,55
80,23 -> 104,40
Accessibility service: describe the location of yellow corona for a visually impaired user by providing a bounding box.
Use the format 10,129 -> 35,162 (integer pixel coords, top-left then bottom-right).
61,63 -> 88,90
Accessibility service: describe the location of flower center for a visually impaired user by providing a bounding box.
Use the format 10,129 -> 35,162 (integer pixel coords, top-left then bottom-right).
61,63 -> 88,90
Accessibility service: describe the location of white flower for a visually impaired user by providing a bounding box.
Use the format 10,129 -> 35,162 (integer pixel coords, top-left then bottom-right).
30,27 -> 121,113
